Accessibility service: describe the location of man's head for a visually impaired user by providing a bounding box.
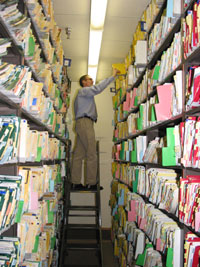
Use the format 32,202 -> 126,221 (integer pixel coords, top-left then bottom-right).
79,75 -> 94,87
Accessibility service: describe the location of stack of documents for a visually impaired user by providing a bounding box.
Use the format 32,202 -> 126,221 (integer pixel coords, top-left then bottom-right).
21,78 -> 44,116
17,165 -> 61,216
50,24 -> 64,65
18,211 -> 42,263
0,175 -> 22,232
137,71 -> 148,103
186,66 -> 200,109
26,42 -> 43,74
0,62 -> 31,103
146,168 -> 178,214
0,236 -> 20,266
25,0 -> 55,64
184,232 -> 200,267
126,192 -> 183,266
41,34 -> 55,64
179,176 -> 200,231
19,119 -> 66,162
127,113 -> 138,136
147,62 -> 160,92
124,220 -> 163,267
148,0 -> 181,62
181,116 -> 196,167
148,15 -> 171,61
158,31 -> 182,83
145,0 -> 165,32
0,116 -> 21,164
52,61 -> 62,85
183,2 -> 200,58
18,123 -> 48,162
17,164 -> 62,264
115,121 -> 128,140
0,38 -> 11,58
25,0 -> 50,37
0,1 -> 31,50
143,137 -> 162,163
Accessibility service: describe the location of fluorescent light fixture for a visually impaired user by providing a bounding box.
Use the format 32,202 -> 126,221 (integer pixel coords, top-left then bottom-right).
87,0 -> 108,82
88,30 -> 103,66
88,66 -> 97,83
90,0 -> 108,29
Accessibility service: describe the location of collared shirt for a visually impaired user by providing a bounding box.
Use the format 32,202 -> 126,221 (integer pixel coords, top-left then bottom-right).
74,76 -> 115,122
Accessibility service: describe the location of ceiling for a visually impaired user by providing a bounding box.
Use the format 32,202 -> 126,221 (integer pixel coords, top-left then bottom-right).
52,0 -> 150,83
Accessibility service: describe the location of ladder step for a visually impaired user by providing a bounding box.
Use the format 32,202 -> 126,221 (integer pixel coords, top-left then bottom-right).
68,214 -> 96,217
70,188 -> 98,193
67,243 -> 100,251
63,265 -> 100,267
67,224 -> 99,230
68,205 -> 98,211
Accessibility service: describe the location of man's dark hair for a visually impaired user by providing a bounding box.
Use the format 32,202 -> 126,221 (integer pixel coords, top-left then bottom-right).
79,75 -> 88,87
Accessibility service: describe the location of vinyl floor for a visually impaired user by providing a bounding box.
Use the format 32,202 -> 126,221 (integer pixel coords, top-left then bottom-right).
63,240 -> 118,267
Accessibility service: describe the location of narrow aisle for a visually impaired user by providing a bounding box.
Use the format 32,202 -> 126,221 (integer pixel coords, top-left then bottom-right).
63,240 -> 118,267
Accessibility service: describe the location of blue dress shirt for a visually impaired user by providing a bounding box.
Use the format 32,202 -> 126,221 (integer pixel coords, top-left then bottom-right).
74,76 -> 115,122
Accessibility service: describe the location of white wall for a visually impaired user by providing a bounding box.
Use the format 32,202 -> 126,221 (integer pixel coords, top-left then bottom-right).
67,81 -> 114,228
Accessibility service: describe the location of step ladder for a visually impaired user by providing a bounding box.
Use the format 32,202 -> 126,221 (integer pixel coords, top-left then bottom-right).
59,141 -> 103,267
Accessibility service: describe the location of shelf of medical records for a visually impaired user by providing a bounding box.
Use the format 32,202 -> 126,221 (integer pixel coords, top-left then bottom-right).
114,114 -> 183,143
0,91 -> 67,144
111,181 -> 172,266
114,90 -> 158,123
114,160 -> 183,171
0,17 -> 64,96
115,63 -> 183,117
23,0 -> 52,62
21,110 -> 67,144
116,177 -> 200,242
146,0 -> 167,35
147,16 -> 181,68
0,7 -> 61,88
24,63 -> 66,111
23,19 -> 59,86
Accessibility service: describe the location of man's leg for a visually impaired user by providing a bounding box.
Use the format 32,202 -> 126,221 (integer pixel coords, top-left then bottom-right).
73,118 -> 97,185
71,129 -> 86,184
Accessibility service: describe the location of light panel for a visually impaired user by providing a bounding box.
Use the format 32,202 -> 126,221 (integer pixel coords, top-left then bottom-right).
90,0 -> 108,29
88,30 -> 103,66
88,66 -> 98,83
88,0 -> 108,82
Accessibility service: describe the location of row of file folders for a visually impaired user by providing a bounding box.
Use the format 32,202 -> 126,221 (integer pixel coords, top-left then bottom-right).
110,180 -> 199,267
0,59 -> 66,134
113,63 -> 200,133
0,162 -> 66,266
111,165 -> 200,232
0,115 -> 66,165
113,116 -> 200,168
0,0 -> 63,82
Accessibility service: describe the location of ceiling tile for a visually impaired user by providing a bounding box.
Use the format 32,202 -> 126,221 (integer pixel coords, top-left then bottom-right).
54,14 -> 90,34
100,40 -> 131,58
52,0 -> 90,15
107,0 -> 150,18
103,16 -> 140,42
62,39 -> 88,57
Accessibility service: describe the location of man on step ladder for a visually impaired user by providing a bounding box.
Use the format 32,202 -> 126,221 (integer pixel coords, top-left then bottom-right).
71,68 -> 120,190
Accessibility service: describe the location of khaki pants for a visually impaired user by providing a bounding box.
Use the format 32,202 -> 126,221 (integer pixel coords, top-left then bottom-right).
71,117 -> 97,185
